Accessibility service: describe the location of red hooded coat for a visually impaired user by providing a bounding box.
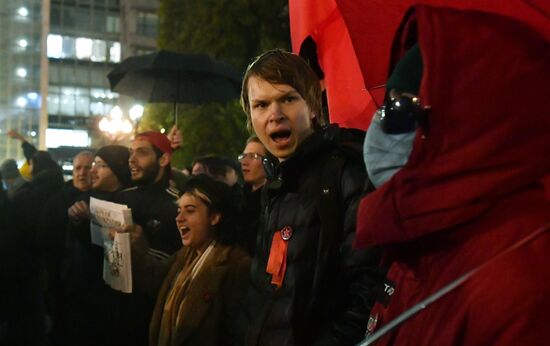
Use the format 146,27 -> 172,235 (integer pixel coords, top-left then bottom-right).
355,3 -> 550,345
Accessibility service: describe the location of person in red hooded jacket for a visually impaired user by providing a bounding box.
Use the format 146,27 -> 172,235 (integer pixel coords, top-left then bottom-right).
355,2 -> 550,345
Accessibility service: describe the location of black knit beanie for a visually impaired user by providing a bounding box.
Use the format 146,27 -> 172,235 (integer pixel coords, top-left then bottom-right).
386,43 -> 423,95
95,145 -> 131,188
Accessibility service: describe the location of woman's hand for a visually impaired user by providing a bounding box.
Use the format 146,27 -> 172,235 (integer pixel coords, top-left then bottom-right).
109,224 -> 143,241
110,224 -> 149,262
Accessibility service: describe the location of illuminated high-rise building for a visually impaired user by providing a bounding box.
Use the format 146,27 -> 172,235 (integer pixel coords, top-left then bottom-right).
0,0 -> 158,163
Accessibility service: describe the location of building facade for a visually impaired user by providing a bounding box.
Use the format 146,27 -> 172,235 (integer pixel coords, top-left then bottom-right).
0,0 -> 158,164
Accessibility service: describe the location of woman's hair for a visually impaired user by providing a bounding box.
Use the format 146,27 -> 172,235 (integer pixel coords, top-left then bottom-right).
31,151 -> 60,177
180,174 -> 239,245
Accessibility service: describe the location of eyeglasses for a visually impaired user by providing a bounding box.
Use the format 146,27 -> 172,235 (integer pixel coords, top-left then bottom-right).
238,153 -> 264,161
379,94 -> 430,135
92,162 -> 110,169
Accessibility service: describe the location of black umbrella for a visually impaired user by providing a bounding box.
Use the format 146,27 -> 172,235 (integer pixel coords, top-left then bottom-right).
107,50 -> 242,123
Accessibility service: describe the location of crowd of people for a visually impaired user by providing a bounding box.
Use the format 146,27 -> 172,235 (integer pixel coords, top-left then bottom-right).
1,4 -> 550,346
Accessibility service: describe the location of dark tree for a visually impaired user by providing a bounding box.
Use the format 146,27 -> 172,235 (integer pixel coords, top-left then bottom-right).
141,0 -> 290,167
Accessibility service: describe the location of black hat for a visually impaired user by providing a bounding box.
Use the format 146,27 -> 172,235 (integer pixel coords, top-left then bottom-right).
95,145 -> 131,188
386,43 -> 423,95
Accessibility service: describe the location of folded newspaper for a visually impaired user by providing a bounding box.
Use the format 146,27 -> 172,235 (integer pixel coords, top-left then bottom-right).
89,197 -> 133,294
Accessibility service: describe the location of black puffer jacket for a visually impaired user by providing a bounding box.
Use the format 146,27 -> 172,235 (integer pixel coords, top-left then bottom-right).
244,126 -> 382,346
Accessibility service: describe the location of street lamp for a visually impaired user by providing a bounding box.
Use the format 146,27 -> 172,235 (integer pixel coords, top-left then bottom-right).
99,105 -> 133,142
128,104 -> 144,134
129,104 -> 144,121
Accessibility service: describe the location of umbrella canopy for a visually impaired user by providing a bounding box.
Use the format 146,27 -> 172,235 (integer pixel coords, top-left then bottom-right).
107,50 -> 242,105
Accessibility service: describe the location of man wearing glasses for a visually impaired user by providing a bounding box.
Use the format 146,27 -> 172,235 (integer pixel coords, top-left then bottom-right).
237,136 -> 267,255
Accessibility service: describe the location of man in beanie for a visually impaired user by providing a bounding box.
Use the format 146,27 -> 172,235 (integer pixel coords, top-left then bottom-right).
91,145 -> 132,192
55,145 -> 132,346
0,159 -> 26,199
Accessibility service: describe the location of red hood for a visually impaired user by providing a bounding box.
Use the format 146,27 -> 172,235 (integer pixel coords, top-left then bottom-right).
355,4 -> 550,248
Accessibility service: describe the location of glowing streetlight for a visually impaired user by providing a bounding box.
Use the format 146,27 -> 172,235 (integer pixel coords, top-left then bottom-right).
129,104 -> 144,121
111,105 -> 123,120
99,117 -> 110,132
99,106 -> 135,141
18,39 -> 28,48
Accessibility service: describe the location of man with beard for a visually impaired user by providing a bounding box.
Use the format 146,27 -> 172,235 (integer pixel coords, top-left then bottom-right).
127,131 -> 181,257
104,131 -> 181,346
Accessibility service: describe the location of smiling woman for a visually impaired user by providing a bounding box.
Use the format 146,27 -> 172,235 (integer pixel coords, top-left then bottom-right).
129,175 -> 250,346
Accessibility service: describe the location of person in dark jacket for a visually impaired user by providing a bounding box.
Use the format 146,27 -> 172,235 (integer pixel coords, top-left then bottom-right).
37,150 -> 94,345
237,136 -> 267,256
64,145 -> 133,346
0,159 -> 26,199
0,175 -> 16,344
239,49 -> 381,345
9,151 -> 65,345
101,132 -> 181,346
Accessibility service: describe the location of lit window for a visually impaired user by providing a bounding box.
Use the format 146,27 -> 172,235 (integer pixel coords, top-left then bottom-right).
47,34 -> 63,58
62,37 -> 76,58
48,94 -> 60,114
136,12 -> 158,37
17,7 -> 29,17
91,40 -> 107,62
109,42 -> 121,63
106,91 -> 118,99
26,92 -> 41,109
90,101 -> 105,116
76,38 -> 93,59
106,15 -> 120,33
59,88 -> 76,115
61,87 -> 75,96
16,97 -> 28,108
45,129 -> 90,148
91,88 -> 104,99
76,96 -> 90,116
16,68 -> 27,78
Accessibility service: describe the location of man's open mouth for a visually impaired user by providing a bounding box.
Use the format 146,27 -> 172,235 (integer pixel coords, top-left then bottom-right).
270,130 -> 291,143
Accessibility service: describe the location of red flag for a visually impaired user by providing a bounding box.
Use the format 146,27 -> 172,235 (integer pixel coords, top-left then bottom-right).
289,0 -> 377,130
